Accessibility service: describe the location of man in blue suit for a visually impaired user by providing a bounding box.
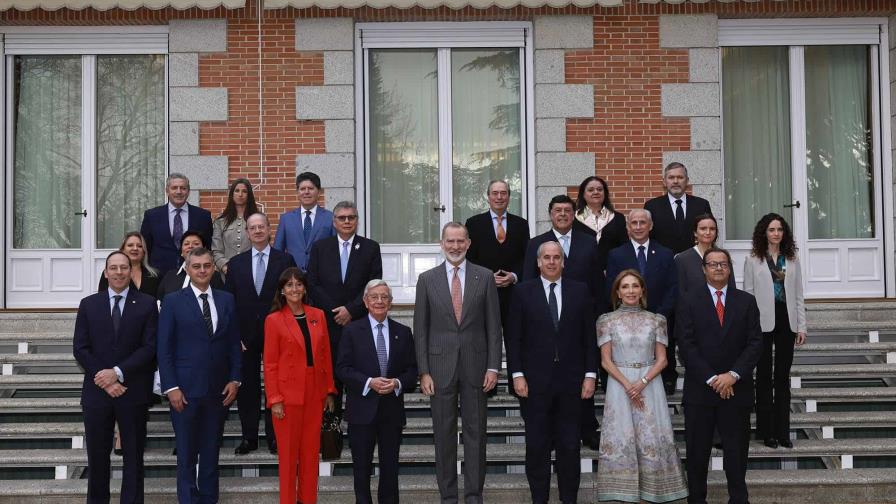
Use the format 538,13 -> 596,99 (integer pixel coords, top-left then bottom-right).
605,208 -> 679,394
140,173 -> 213,273
336,280 -> 417,504
224,212 -> 296,455
506,241 -> 597,504
74,251 -> 158,504
158,247 -> 242,504
273,171 -> 336,270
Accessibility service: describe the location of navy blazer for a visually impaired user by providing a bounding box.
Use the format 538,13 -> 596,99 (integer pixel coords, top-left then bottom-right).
644,194 -> 713,255
336,316 -> 418,426
157,287 -> 242,398
676,286 -> 762,407
605,241 -> 678,318
223,247 -> 296,352
522,229 -> 603,302
273,206 -> 336,270
306,235 -> 383,322
140,203 -> 213,273
504,278 -> 597,394
73,290 -> 158,406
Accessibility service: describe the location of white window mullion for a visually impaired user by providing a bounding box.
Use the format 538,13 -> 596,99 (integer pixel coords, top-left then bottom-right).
81,55 -> 96,260
437,47 -> 454,226
788,46 -> 809,245
361,47 -> 372,237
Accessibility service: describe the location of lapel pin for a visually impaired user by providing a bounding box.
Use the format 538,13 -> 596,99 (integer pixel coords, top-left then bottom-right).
354,242 -> 360,250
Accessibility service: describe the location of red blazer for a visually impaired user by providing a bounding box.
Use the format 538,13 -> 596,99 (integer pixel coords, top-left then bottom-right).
264,304 -> 336,407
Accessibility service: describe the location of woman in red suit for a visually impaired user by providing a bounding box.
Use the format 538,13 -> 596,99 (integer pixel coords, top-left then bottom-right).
265,267 -> 336,504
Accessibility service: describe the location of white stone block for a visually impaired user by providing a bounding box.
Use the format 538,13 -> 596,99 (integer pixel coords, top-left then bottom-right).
822,426 -> 835,439
691,117 -> 721,150
806,399 -> 817,413
71,436 -> 83,449
536,118 -> 566,152
17,342 -> 27,354
662,151 -> 721,186
841,454 -> 853,469
169,19 -> 227,53
296,154 -> 355,187
324,51 -> 354,86
869,330 -> 880,342
169,122 -> 199,157
661,83 -> 719,117
711,456 -> 723,471
296,18 -> 354,51
659,15 -> 718,49
535,186 -> 568,220
169,53 -> 199,87
296,86 -> 354,120
691,184 -> 721,215
170,88 -> 228,122
324,187 -> 357,211
55,466 -> 67,479
535,49 -> 565,84
536,152 -> 595,186
325,119 -> 355,153
689,48 -> 719,83
534,15 -> 594,49
535,84 -> 594,119
170,156 -> 229,190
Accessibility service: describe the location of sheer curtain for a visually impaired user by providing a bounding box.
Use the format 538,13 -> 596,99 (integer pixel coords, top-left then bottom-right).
96,55 -> 166,249
722,46 -> 792,240
13,56 -> 82,249
804,45 -> 873,239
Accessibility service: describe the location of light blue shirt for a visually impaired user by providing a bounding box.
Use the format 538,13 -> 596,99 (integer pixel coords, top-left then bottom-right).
167,202 -> 190,236
251,244 -> 272,287
362,315 -> 401,397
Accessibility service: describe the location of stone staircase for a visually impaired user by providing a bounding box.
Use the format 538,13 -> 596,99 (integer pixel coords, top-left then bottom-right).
0,303 -> 895,503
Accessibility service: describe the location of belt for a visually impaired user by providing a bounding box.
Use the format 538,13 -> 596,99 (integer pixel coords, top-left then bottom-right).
613,361 -> 654,368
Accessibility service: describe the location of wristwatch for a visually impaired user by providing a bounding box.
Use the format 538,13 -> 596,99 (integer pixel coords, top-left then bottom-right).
640,377 -> 648,385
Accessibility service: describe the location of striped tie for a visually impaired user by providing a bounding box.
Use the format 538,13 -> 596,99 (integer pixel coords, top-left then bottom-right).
715,290 -> 725,326
375,323 -> 388,376
200,293 -> 214,336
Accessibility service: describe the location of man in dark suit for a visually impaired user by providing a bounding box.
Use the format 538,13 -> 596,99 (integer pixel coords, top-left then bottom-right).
506,241 -> 597,504
676,247 -> 762,504
306,200 -> 383,412
73,251 -> 158,504
140,173 -> 213,273
465,180 -> 530,325
643,162 -> 713,255
605,208 -> 679,394
157,247 -> 241,504
336,280 -> 418,504
273,171 -> 336,270
522,194 -> 603,449
224,213 -> 296,455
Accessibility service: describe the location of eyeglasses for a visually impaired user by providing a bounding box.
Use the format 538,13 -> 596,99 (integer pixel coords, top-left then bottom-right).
335,215 -> 358,222
366,294 -> 392,301
704,261 -> 730,270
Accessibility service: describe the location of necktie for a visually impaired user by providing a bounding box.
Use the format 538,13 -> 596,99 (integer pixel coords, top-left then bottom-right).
637,245 -> 647,276
548,283 -> 559,331
341,241 -> 350,282
375,323 -> 388,376
675,199 -> 684,224
254,251 -> 265,296
173,208 -> 184,247
715,290 -> 725,326
560,235 -> 570,257
111,295 -> 122,334
200,293 -> 213,336
451,267 -> 463,323
302,210 -> 312,244
496,214 -> 506,244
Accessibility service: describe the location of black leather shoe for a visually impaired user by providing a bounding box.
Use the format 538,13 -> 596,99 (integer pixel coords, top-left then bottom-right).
764,438 -> 778,449
581,431 -> 601,450
779,438 -> 793,448
113,448 -> 123,456
712,442 -> 723,450
234,440 -> 258,455
269,444 -> 278,455
663,381 -> 676,395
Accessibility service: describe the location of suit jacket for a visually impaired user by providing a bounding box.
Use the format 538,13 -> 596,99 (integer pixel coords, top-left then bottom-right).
572,210 -> 628,272
156,268 -> 224,302
156,287 -> 242,398
73,290 -> 158,406
465,211 -> 530,279
675,247 -> 735,296
306,235 -> 383,324
523,229 -> 603,306
264,305 -> 336,406
336,316 -> 418,426
273,206 -> 336,270
413,261 -> 502,386
140,203 -> 213,273
742,254 -> 807,333
676,286 -> 762,407
504,278 -> 597,395
644,194 -> 712,254
223,247 -> 297,352
605,241 -> 678,318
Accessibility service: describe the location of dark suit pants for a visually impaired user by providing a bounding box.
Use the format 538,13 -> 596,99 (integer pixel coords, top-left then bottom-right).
236,348 -> 275,449
755,302 -> 796,441
684,402 -> 751,504
660,314 -> 679,387
83,401 -> 148,504
171,394 -> 228,504
348,400 -> 404,504
328,321 -> 346,414
521,383 -> 582,504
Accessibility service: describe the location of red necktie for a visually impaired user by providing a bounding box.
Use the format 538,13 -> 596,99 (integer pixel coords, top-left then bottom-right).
715,290 -> 724,326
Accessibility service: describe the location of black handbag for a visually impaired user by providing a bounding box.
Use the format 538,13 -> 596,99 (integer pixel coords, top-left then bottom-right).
320,409 -> 344,461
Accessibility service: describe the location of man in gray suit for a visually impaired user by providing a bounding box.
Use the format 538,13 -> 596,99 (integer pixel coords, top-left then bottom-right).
414,222 -> 503,504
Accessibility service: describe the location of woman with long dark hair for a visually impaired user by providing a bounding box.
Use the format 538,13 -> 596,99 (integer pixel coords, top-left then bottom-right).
573,175 -> 627,269
212,178 -> 259,274
674,213 -> 734,295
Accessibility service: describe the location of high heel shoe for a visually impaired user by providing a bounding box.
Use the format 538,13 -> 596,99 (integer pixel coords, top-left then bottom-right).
763,438 -> 778,449
779,438 -> 793,448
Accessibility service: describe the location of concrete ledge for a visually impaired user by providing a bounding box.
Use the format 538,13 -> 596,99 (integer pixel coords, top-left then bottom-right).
296,154 -> 355,187
296,86 -> 354,120
295,18 -> 354,51
689,48 -> 719,83
690,117 -> 721,151
325,120 -> 355,153
169,19 -> 227,53
659,14 -> 718,49
534,49 -> 564,84
169,122 -> 199,156
170,88 -> 228,122
535,118 -> 566,152
170,156 -> 229,190
168,53 -> 198,87
535,84 -> 594,119
324,51 -> 354,86
661,83 -> 719,117
534,15 -> 593,50
662,151 -> 721,185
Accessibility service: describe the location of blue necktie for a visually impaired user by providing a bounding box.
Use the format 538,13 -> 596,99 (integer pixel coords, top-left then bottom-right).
254,251 -> 265,296
637,245 -> 647,277
341,241 -> 350,282
560,235 -> 570,257
376,323 -> 388,376
302,210 -> 312,245
173,208 -> 183,247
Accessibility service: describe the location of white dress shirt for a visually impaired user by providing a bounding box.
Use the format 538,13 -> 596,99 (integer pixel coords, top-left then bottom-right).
108,287 -> 128,382
168,202 -> 190,236
362,315 -> 402,397
667,193 -> 686,216
300,204 -> 318,227
252,244 -> 272,287
444,260 -> 467,297
705,284 -> 740,384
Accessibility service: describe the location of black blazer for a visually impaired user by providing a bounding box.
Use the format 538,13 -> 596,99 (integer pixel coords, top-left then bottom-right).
73,290 -> 158,406
522,229 -> 602,301
97,266 -> 160,299
156,268 -> 224,303
572,211 -> 628,271
223,247 -> 296,352
465,211 -> 530,279
336,316 -> 418,426
504,278 -> 597,394
674,247 -> 735,296
676,286 -> 762,407
140,203 -> 213,273
605,241 -> 677,318
644,194 -> 712,254
306,235 -> 383,322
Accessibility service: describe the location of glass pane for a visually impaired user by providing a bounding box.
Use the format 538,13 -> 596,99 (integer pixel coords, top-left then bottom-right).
722,46 -> 792,240
12,55 -> 82,249
451,49 -> 522,224
368,49 -> 440,244
96,55 -> 166,249
805,45 -> 873,239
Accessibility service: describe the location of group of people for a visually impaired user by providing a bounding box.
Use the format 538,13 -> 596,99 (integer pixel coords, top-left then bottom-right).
72,162 -> 807,504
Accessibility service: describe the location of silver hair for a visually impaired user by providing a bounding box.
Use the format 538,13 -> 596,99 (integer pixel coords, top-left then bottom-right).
185,246 -> 212,262
662,162 -> 689,178
166,173 -> 190,189
363,279 -> 392,297
486,179 -> 510,195
441,221 -> 469,239
627,208 -> 653,222
333,200 -> 358,214
536,240 -> 565,263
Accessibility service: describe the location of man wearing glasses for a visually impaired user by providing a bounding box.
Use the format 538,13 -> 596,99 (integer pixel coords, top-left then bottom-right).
306,200 -> 383,413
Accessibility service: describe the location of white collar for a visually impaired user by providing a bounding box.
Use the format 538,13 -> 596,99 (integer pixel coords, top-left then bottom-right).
489,209 -> 507,220
667,193 -> 686,206
108,286 -> 130,300
190,283 -> 212,298
540,276 -> 562,289
253,244 -> 272,257
552,228 -> 572,239
368,314 -> 388,329
338,235 -> 356,248
300,205 -> 318,217
445,260 -> 467,274
168,202 -> 188,214
631,238 -> 650,250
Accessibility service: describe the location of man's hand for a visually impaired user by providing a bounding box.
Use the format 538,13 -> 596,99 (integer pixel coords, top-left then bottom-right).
581,377 -> 596,399
796,331 -> 807,346
493,271 -> 514,288
222,381 -> 240,406
710,373 -> 737,398
370,377 -> 395,395
167,389 -> 188,412
103,382 -> 127,398
325,395 -> 336,412
94,369 -> 119,388
332,306 -> 352,326
512,376 -> 528,398
483,370 -> 498,392
420,374 -> 435,396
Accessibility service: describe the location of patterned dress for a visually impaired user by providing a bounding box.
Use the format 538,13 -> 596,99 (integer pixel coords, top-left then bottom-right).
596,306 -> 688,503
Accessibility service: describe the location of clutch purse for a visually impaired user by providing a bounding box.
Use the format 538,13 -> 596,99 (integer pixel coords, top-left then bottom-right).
320,409 -> 344,461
